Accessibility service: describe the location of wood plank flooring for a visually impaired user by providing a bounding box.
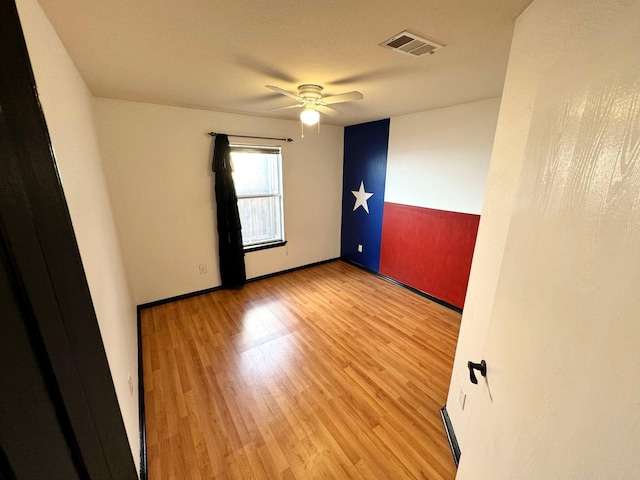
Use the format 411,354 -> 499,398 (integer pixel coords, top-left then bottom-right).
141,260 -> 461,479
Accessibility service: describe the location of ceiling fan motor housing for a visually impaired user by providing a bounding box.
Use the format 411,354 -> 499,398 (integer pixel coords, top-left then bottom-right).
298,84 -> 323,100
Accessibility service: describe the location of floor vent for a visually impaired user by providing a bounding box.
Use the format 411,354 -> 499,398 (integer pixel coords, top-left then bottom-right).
380,30 -> 444,57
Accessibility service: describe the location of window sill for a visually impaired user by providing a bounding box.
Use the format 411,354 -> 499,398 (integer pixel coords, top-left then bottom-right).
244,240 -> 287,253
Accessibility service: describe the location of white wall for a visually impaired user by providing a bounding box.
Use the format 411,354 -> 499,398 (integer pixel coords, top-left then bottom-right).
16,0 -> 140,472
448,0 -> 638,466
94,99 -> 344,305
386,98 -> 501,214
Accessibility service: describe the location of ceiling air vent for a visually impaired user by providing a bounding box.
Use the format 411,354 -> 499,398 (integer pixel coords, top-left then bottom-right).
380,31 -> 443,57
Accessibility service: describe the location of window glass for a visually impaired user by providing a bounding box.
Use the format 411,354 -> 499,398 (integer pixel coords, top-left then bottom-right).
231,145 -> 284,248
232,152 -> 278,196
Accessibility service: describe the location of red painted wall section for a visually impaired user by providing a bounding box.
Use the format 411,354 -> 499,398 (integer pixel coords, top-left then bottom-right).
379,202 -> 480,309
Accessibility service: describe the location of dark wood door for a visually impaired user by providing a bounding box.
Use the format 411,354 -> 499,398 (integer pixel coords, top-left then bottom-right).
0,234 -> 83,479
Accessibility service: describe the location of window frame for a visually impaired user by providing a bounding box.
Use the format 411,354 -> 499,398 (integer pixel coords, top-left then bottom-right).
230,143 -> 286,252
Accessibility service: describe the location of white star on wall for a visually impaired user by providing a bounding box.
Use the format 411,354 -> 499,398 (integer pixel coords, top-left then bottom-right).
351,181 -> 374,214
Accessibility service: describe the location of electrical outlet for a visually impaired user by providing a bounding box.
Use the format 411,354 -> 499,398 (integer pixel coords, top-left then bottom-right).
128,373 -> 134,396
199,264 -> 207,274
357,244 -> 363,253
458,385 -> 467,410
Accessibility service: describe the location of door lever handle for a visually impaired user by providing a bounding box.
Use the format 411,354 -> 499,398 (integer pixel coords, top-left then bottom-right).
468,360 -> 487,384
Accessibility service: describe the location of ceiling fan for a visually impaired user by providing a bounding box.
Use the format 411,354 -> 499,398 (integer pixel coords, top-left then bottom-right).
266,84 -> 363,133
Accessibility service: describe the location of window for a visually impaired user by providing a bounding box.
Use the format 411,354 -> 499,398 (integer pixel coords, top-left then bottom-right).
230,144 -> 285,251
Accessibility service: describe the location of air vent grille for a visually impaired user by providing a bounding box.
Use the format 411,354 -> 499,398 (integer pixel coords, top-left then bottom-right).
380,31 -> 443,57
387,35 -> 413,49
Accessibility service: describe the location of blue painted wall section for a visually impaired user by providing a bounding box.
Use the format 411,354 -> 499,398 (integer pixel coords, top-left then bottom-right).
340,119 -> 390,271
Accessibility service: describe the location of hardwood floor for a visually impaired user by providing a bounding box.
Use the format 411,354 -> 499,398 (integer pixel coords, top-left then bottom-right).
141,260 -> 461,479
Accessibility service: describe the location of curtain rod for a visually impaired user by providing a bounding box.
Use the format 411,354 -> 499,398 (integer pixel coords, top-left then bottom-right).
208,132 -> 293,143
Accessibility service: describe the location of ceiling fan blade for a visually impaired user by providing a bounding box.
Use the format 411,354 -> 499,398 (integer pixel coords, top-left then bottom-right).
317,105 -> 339,117
321,91 -> 364,105
265,85 -> 300,100
268,104 -> 304,111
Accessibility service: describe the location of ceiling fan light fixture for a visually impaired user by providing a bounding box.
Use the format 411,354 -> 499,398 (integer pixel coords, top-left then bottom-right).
300,107 -> 320,126
266,83 -> 362,136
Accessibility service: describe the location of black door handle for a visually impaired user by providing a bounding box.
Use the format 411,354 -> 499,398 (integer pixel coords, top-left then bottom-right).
468,360 -> 487,384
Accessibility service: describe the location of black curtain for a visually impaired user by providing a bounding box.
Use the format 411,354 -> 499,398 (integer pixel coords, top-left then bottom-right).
212,134 -> 246,288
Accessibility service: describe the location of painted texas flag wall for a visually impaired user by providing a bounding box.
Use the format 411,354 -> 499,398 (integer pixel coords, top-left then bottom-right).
341,99 -> 500,309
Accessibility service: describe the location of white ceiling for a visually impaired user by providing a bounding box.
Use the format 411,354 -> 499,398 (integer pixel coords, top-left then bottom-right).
36,0 -> 533,127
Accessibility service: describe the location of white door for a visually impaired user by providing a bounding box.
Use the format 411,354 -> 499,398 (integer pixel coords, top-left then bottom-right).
457,3 -> 640,478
